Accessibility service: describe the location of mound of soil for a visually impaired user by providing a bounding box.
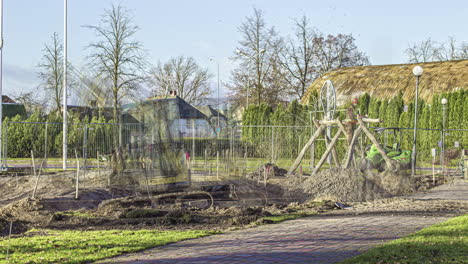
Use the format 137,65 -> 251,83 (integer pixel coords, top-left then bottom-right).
283,168 -> 416,202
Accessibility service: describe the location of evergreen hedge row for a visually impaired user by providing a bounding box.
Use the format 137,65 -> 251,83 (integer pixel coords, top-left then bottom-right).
241,90 -> 468,163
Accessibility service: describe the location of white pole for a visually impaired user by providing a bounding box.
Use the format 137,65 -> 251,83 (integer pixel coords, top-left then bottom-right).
0,0 -> 4,169
63,0 -> 68,170
217,63 -> 220,127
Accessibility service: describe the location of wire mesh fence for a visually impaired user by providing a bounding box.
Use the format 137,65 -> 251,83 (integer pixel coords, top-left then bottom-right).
1,121 -> 467,190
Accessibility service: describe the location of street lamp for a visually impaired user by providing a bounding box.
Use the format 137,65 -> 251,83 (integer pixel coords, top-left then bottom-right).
441,98 -> 448,173
411,66 -> 423,176
236,49 -> 265,108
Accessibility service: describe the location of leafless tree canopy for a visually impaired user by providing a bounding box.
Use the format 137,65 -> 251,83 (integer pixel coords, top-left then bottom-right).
277,16 -> 318,99
84,4 -> 147,124
230,10 -> 370,105
228,8 -> 287,107
150,56 -> 213,106
406,37 -> 468,63
13,91 -> 46,114
312,33 -> 370,74
37,32 -> 63,113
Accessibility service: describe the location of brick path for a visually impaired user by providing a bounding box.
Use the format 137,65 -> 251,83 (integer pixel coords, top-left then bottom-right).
98,181 -> 467,264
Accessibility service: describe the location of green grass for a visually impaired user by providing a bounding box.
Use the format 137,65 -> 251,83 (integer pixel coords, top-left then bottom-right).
340,214 -> 468,264
0,229 -> 218,264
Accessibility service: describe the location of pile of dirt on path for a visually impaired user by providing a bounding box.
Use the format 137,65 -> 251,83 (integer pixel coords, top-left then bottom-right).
283,168 -> 416,202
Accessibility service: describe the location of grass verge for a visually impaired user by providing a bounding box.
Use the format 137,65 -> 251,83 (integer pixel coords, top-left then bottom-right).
0,229 -> 218,264
340,214 -> 468,264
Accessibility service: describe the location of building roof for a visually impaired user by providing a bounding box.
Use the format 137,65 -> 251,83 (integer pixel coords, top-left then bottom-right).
2,95 -> 16,104
197,105 -> 227,121
302,59 -> 468,105
141,95 -> 207,119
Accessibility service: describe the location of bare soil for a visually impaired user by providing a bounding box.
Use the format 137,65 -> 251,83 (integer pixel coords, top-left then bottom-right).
0,166 -> 460,238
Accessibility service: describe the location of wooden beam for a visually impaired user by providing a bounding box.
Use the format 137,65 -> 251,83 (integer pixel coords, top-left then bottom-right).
315,119 -> 341,168
344,126 -> 363,168
312,127 -> 345,175
288,124 -> 325,175
362,117 -> 380,123
357,116 -> 394,170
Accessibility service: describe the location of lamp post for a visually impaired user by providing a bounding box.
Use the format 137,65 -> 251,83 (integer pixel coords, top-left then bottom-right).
441,98 -> 448,174
411,66 -> 423,176
236,49 -> 265,109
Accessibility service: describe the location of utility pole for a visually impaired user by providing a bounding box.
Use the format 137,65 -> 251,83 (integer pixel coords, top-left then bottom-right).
63,0 -> 68,170
0,0 -> 4,170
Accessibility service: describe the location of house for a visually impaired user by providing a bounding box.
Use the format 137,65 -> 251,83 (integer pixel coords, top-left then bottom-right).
125,95 -> 218,139
302,59 -> 468,105
2,95 -> 27,119
197,105 -> 228,127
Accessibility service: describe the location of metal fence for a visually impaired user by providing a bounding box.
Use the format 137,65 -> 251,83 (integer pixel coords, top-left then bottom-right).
2,121 -> 467,175
0,121 -> 466,206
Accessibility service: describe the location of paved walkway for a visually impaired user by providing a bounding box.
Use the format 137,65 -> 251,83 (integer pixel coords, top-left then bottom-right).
99,181 -> 467,264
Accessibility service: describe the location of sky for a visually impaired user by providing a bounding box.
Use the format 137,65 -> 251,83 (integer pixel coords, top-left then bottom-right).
2,0 -> 467,101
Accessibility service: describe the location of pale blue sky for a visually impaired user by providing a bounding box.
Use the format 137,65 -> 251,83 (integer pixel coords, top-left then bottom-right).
2,0 -> 467,99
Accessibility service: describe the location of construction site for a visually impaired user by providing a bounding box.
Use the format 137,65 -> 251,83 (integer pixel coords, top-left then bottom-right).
1,76 -> 467,242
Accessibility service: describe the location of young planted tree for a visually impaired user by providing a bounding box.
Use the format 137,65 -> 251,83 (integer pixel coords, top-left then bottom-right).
150,56 -> 213,105
85,4 -> 147,149
37,32 -> 63,113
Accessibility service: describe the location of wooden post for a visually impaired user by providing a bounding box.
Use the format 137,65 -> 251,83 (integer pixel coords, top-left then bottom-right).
344,126 -> 363,168
6,221 -> 13,260
314,120 -> 340,168
204,148 -> 208,166
288,124 -> 324,175
299,166 -> 303,182
312,127 -> 345,175
357,116 -> 394,170
216,151 -> 219,180
263,165 -> 267,187
97,151 -> 101,177
75,149 -> 80,199
31,150 -> 36,176
31,159 -> 45,199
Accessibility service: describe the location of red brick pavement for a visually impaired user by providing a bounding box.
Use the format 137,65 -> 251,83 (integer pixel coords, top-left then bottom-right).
97,181 -> 467,264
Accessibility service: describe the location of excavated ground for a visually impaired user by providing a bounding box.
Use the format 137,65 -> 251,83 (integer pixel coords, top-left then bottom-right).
0,166 -> 456,238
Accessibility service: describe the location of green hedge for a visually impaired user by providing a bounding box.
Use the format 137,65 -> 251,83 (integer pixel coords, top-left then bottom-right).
241,90 -> 468,162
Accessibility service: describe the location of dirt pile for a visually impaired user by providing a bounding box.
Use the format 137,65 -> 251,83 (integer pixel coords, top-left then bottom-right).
283,168 -> 416,202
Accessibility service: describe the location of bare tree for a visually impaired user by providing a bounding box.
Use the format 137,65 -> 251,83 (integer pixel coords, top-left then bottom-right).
229,8 -> 285,107
406,37 -> 468,62
150,56 -> 213,105
37,32 -> 63,113
406,38 -> 438,63
277,16 -> 318,99
13,91 -> 46,114
85,4 -> 146,148
312,33 -> 370,74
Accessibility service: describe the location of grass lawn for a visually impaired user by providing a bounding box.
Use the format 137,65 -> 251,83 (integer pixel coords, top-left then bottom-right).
0,229 -> 218,264
341,214 -> 468,264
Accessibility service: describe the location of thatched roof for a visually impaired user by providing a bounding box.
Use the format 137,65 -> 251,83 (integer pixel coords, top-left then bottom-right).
302,59 -> 468,105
